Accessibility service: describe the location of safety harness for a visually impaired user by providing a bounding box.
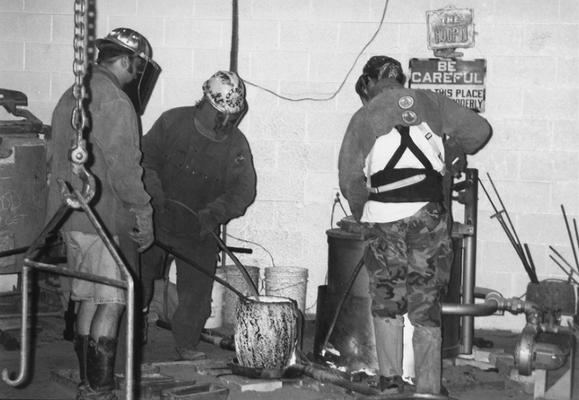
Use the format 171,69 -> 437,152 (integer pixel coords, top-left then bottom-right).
368,125 -> 443,203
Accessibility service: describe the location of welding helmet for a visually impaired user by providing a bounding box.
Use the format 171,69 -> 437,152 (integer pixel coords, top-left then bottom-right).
356,56 -> 405,104
202,71 -> 247,115
96,27 -> 161,115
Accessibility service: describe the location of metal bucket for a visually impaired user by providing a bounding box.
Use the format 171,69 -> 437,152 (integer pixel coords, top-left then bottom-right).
234,295 -> 299,369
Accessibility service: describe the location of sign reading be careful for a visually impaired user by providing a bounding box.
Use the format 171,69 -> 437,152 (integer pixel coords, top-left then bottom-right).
409,58 -> 486,112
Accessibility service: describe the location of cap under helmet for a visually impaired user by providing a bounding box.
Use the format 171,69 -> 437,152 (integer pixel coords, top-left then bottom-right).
363,56 -> 404,83
202,71 -> 246,114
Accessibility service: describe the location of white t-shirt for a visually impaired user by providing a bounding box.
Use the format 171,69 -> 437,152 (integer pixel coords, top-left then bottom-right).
361,122 -> 445,223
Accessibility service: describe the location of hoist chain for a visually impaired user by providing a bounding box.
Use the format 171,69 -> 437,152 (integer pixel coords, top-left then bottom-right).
64,0 -> 95,207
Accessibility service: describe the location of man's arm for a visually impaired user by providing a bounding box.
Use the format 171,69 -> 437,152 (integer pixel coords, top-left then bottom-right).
338,110 -> 371,221
141,113 -> 168,209
203,133 -> 257,225
437,94 -> 492,155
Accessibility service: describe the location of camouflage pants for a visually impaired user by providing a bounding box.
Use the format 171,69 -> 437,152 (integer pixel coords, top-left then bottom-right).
363,202 -> 453,327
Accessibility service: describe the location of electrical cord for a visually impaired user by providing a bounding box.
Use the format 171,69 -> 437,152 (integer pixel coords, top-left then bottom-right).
243,0 -> 389,102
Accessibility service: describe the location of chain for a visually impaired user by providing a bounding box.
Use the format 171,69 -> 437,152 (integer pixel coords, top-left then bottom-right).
64,0 -> 95,207
71,0 -> 88,165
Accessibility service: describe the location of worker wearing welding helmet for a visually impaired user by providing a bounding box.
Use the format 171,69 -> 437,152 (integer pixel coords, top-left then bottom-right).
140,71 -> 256,360
46,27 -> 161,400
338,56 -> 491,395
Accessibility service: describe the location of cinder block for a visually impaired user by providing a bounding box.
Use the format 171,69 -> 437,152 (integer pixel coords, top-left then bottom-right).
99,0 -> 137,16
239,20 -> 279,51
312,0 -> 371,22
0,0 -> 23,12
154,47 -> 194,78
251,0 -> 310,21
484,87 -> 524,117
490,56 -> 553,87
137,0 -> 193,17
194,0 -> 231,19
476,25 -> 523,56
25,43 -> 70,72
492,0 -> 558,25
0,71 -> 50,101
164,19 -> 225,48
305,142 -> 336,172
560,0 -> 579,23
280,21 -> 338,52
24,0 -> 70,14
248,50 -> 309,82
523,88 -> 577,121
0,42 -> 24,70
52,15 -> 74,44
278,142 -> 308,172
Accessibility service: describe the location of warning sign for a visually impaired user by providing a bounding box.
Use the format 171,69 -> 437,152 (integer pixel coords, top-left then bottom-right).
409,58 -> 486,112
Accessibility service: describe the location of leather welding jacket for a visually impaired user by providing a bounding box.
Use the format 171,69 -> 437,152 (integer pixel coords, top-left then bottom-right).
339,80 -> 492,221
46,64 -> 152,235
141,106 -> 256,247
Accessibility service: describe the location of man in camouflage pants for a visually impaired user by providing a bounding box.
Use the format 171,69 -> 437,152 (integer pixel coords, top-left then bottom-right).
338,56 -> 491,394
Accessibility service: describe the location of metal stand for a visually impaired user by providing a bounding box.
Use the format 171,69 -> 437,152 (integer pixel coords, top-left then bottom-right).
533,337 -> 574,400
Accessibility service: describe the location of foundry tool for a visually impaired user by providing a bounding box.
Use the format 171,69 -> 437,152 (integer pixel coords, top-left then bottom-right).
1,3 -> 138,398
165,199 -> 260,298
479,174 -> 538,283
560,204 -> 579,273
318,255 -> 365,359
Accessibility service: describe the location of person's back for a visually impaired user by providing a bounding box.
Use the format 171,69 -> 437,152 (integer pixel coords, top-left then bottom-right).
47,65 -> 143,235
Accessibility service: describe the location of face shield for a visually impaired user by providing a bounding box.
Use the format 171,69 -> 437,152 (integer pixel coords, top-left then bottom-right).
125,56 -> 162,115
96,27 -> 162,115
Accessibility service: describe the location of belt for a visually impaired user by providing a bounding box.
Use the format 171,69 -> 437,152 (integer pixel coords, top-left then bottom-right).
367,174 -> 426,194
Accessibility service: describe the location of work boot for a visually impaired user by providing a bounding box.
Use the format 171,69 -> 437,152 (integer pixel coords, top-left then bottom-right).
73,334 -> 89,399
85,337 -> 118,400
413,326 -> 442,394
373,316 -> 404,377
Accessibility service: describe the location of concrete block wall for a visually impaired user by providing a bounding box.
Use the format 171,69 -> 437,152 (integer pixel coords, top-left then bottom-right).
0,0 -> 577,331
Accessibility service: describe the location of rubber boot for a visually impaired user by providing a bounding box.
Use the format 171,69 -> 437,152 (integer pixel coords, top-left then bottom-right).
73,335 -> 89,399
373,316 -> 404,391
86,337 -> 118,400
413,326 -> 442,394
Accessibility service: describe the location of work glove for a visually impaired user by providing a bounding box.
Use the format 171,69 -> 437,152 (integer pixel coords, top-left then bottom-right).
444,137 -> 467,178
129,204 -> 154,252
197,209 -> 219,239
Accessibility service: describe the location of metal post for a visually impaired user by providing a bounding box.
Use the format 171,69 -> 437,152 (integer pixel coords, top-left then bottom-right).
461,168 -> 478,354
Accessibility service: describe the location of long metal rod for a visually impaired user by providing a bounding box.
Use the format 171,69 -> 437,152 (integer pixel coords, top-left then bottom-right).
461,169 -> 478,354
561,204 -> 579,272
165,199 -> 259,297
319,256 -> 364,355
73,188 -> 135,400
479,177 -> 537,283
0,203 -> 69,386
549,255 -> 579,284
154,240 -> 249,301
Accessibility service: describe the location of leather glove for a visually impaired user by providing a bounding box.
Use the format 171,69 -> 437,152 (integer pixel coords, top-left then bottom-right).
197,209 -> 218,239
129,204 -> 154,252
444,137 -> 467,178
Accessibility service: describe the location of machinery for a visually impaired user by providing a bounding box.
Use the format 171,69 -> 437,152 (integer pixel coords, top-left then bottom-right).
315,168 -> 577,399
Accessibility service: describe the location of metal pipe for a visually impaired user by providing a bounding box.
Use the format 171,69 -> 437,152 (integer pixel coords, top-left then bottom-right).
154,240 -> 249,301
1,264 -> 30,386
461,169 -> 478,354
74,188 -> 134,400
442,301 -> 498,316
1,203 -> 70,387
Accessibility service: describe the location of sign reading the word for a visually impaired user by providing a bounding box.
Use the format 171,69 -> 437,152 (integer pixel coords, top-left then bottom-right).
409,58 -> 486,112
427,7 -> 474,50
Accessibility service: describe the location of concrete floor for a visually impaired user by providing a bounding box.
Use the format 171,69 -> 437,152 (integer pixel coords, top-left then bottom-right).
0,315 -> 575,400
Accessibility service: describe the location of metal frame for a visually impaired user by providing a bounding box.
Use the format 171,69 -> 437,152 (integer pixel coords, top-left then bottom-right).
1,186 -> 136,400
